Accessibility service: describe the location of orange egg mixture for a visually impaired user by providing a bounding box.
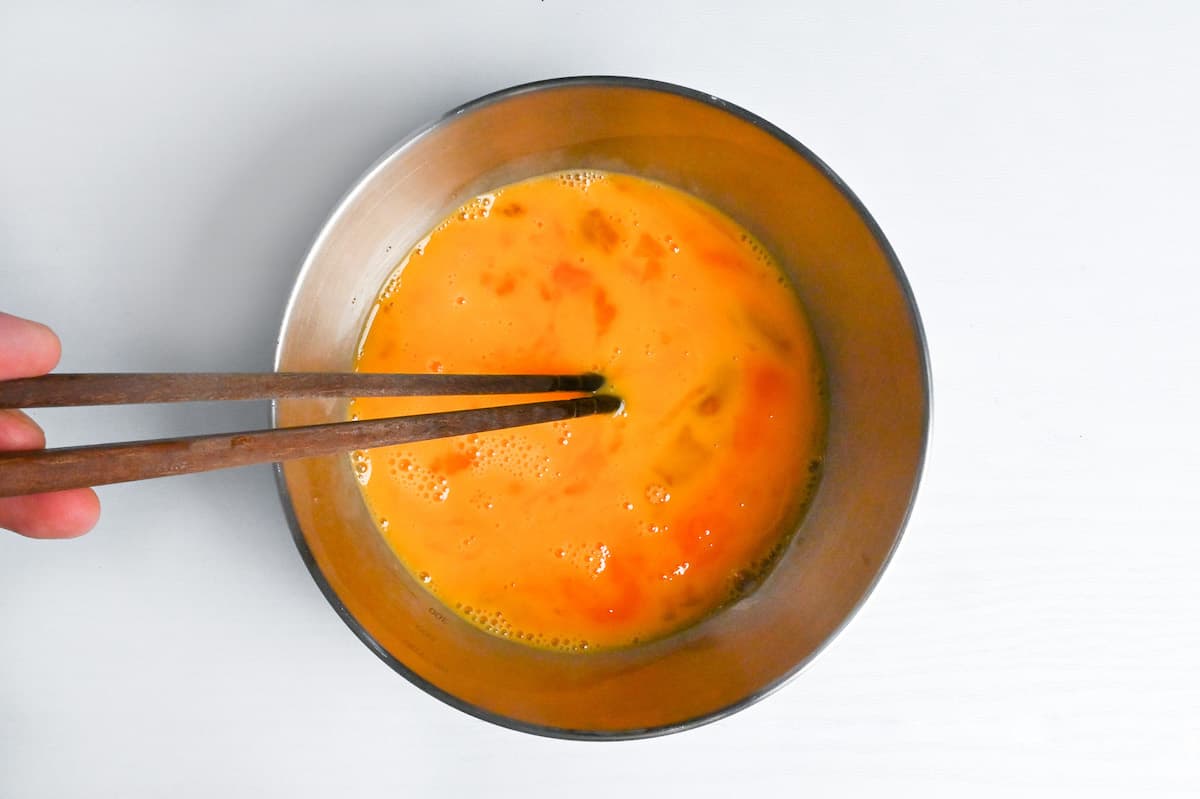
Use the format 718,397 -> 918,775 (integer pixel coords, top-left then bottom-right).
351,171 -> 825,651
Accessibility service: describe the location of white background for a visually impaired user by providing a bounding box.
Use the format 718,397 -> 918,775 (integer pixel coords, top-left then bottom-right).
2,2 -> 1197,796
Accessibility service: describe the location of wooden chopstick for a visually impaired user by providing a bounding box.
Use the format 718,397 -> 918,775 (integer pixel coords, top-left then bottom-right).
0,395 -> 623,497
0,372 -> 605,408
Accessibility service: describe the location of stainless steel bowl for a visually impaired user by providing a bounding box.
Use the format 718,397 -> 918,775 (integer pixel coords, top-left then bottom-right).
274,76 -> 930,739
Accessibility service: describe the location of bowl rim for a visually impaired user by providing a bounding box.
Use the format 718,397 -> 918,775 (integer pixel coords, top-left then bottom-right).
271,74 -> 932,741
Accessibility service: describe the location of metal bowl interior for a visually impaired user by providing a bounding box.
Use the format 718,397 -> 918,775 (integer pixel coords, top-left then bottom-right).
274,77 -> 929,739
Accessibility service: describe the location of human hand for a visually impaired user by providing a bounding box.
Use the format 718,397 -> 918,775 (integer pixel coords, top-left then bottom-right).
1,312 -> 100,538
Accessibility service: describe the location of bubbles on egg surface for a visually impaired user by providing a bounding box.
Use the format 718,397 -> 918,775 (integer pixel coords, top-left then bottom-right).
590,544 -> 611,574
450,601 -> 522,639
432,480 -> 450,502
557,170 -> 605,191
550,420 -> 573,447
383,451 -> 452,505
457,192 -> 496,221
450,431 -> 556,481
378,254 -> 413,300
419,542 -> 609,652
636,519 -> 670,537
466,488 -> 496,511
738,231 -> 776,266
354,302 -> 381,360
660,560 -> 692,582
553,541 -> 613,577
350,450 -> 372,485
413,232 -> 432,256
454,602 -> 594,652
645,484 -> 671,504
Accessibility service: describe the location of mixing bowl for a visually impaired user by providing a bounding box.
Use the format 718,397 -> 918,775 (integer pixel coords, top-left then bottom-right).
273,76 -> 930,739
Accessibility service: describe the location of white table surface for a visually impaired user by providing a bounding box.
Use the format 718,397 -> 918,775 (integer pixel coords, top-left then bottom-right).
3,2 -> 1197,796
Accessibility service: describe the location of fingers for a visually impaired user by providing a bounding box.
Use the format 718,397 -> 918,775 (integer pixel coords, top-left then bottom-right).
0,408 -> 98,537
1,312 -> 100,537
0,488 -> 101,539
0,311 -> 62,380
0,409 -> 46,449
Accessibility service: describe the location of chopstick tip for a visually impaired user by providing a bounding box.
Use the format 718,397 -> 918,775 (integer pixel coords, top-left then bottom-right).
592,394 -> 623,415
580,372 -> 605,392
